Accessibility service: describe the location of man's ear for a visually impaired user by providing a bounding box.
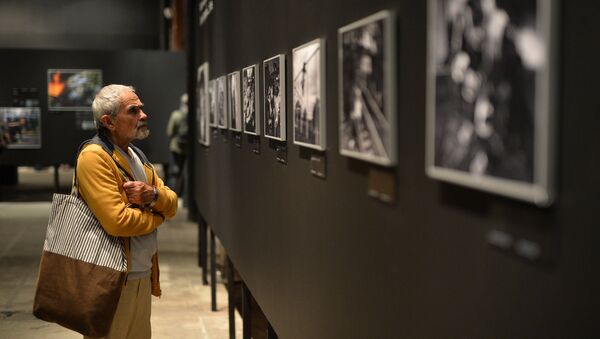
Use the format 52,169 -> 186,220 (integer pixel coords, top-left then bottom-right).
100,115 -> 115,130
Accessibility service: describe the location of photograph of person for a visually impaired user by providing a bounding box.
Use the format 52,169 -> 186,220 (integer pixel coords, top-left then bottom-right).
293,38 -> 326,150
242,64 -> 260,135
216,75 -> 228,129
338,11 -> 396,166
426,0 -> 556,205
263,54 -> 286,141
228,71 -> 242,132
47,69 -> 102,111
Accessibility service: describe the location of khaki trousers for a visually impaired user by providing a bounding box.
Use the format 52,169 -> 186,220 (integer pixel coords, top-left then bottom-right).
84,277 -> 152,339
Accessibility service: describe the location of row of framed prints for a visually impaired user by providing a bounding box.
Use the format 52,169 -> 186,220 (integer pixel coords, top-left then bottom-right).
196,0 -> 557,206
196,10 -> 396,166
195,43 -> 328,150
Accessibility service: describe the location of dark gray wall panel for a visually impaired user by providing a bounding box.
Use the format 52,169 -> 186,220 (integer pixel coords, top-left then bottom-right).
0,49 -> 185,166
193,0 -> 600,338
0,0 -> 161,50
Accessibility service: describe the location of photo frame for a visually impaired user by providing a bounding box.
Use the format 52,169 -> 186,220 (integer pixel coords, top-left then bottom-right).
263,54 -> 286,141
47,69 -> 102,111
197,63 -> 210,146
293,38 -> 326,151
242,64 -> 261,135
425,0 -> 557,205
338,10 -> 397,166
208,79 -> 217,127
216,75 -> 228,129
227,71 -> 242,132
0,107 -> 42,149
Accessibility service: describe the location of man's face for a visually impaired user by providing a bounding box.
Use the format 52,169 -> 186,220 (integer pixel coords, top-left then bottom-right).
111,90 -> 149,142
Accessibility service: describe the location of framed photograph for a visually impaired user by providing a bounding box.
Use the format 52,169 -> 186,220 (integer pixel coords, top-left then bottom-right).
216,75 -> 228,129
208,79 -> 217,127
263,54 -> 286,141
338,10 -> 397,166
242,64 -> 261,135
293,38 -> 326,151
197,63 -> 210,146
426,0 -> 557,205
227,71 -> 242,132
0,107 -> 42,149
47,69 -> 102,111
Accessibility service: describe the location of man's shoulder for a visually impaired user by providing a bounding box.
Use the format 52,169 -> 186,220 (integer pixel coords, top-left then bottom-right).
79,143 -> 113,162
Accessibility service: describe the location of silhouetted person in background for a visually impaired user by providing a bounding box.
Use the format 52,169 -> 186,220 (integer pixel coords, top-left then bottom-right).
166,93 -> 188,197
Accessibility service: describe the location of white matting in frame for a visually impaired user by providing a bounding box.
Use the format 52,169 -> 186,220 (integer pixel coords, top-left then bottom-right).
263,54 -> 286,141
242,64 -> 261,136
208,79 -> 217,127
197,62 -> 210,146
338,10 -> 397,166
1,107 -> 42,149
216,75 -> 228,129
227,71 -> 242,132
293,38 -> 326,151
425,0 -> 558,206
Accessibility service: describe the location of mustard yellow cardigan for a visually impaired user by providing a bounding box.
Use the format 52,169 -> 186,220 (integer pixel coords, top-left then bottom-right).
77,143 -> 178,297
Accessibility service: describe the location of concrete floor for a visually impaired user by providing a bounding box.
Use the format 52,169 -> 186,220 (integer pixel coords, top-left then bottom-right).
0,166 -> 241,338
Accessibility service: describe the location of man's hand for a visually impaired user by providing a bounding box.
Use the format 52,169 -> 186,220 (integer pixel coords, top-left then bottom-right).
123,181 -> 155,206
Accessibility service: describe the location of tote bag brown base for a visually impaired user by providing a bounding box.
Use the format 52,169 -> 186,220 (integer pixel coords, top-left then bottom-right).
33,193 -> 127,337
34,252 -> 126,337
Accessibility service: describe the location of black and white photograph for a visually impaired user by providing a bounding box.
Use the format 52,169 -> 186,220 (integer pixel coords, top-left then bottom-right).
263,54 -> 286,141
216,75 -> 228,129
197,63 -> 210,146
338,10 -> 396,166
208,79 -> 217,127
228,71 -> 242,132
242,64 -> 260,135
47,69 -> 102,111
0,107 -> 42,149
426,0 -> 557,205
293,38 -> 326,150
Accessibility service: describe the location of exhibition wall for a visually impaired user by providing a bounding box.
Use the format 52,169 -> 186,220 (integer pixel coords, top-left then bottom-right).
192,0 -> 600,337
0,49 -> 185,166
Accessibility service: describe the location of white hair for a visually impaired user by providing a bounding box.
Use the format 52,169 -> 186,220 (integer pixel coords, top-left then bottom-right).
92,84 -> 135,131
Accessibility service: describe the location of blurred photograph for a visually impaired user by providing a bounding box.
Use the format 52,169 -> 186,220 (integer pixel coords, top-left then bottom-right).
197,63 -> 210,146
242,64 -> 260,135
228,71 -> 242,132
426,0 -> 555,204
208,79 -> 217,127
47,69 -> 102,110
293,39 -> 326,150
263,54 -> 286,141
0,107 -> 42,149
338,11 -> 396,166
216,75 -> 228,129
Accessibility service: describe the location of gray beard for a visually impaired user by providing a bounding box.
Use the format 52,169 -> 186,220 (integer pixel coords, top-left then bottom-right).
135,128 -> 150,140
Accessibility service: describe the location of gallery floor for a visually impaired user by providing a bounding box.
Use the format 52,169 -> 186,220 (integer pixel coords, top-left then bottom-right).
0,166 -> 241,339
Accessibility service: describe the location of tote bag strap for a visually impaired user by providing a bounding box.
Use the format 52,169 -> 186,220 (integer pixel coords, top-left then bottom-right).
71,135 -> 133,197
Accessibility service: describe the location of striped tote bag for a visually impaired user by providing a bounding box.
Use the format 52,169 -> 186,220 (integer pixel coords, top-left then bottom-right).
33,192 -> 127,337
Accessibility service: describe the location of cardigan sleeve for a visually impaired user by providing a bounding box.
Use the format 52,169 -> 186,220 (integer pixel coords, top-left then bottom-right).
77,144 -> 165,237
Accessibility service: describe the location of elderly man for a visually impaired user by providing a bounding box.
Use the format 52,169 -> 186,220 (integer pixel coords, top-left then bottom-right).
78,84 -> 178,339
